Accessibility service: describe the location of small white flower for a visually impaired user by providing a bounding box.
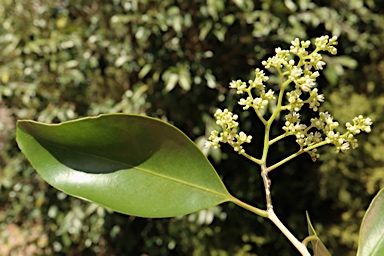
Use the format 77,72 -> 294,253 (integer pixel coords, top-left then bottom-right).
364,117 -> 372,126
262,99 -> 268,106
239,132 -> 247,141
291,38 -> 300,47
340,142 -> 350,152
290,67 -> 303,77
239,98 -> 247,105
312,71 -> 320,78
332,121 -> 339,128
253,98 -> 262,105
315,61 -> 326,70
301,78 -> 315,92
317,94 -> 324,102
215,109 -> 223,115
265,89 -> 274,98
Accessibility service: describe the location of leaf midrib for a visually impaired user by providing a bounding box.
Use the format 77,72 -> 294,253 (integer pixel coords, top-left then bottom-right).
37,138 -> 231,199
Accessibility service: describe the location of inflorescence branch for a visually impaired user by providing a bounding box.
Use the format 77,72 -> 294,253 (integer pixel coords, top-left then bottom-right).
205,35 -> 373,255
205,35 -> 372,166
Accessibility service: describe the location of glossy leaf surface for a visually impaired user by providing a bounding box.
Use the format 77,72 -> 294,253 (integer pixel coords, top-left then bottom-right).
357,188 -> 384,256
306,212 -> 331,256
16,114 -> 232,217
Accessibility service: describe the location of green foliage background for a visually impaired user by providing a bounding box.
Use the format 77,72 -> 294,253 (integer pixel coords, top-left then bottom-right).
0,0 -> 383,255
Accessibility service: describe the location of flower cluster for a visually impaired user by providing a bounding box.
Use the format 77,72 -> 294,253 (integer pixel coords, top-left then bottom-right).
314,35 -> 338,54
346,115 -> 372,134
205,109 -> 252,154
282,111 -> 373,161
261,37 -> 338,115
229,69 -> 274,111
206,35 -> 372,159
228,36 -> 338,117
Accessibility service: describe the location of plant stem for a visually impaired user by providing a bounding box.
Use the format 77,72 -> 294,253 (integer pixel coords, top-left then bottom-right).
261,123 -> 272,163
268,209 -> 311,256
261,164 -> 273,210
261,77 -> 291,163
241,151 -> 262,165
268,140 -> 330,172
260,163 -> 310,255
255,108 -> 267,125
269,133 -> 289,146
268,150 -> 305,172
304,140 -> 329,152
233,164 -> 311,256
231,197 -> 268,218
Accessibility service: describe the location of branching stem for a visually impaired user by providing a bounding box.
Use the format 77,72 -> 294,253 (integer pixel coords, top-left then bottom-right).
269,133 -> 289,145
231,197 -> 268,218
268,209 -> 311,256
241,151 -> 262,165
261,164 -> 273,210
209,36 -> 354,256
268,140 -> 329,172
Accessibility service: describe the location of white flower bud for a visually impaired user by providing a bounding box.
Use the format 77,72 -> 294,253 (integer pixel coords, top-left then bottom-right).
312,71 -> 320,78
239,132 -> 247,141
224,114 -> 232,122
348,126 -> 356,133
364,118 -> 372,126
262,99 -> 268,106
315,61 -> 326,70
290,67 -> 303,77
291,38 -> 300,47
340,143 -> 350,152
265,89 -> 274,97
239,98 -> 247,105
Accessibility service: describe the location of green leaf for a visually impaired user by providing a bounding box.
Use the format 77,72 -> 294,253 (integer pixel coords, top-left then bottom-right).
213,25 -> 227,42
178,66 -> 191,91
284,0 -> 297,12
334,56 -> 358,69
199,22 -> 212,41
138,64 -> 152,79
357,188 -> 384,256
162,70 -> 179,92
306,212 -> 332,256
115,55 -> 130,67
16,114 -> 233,218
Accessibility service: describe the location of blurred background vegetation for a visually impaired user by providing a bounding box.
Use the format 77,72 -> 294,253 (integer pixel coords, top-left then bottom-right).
0,0 -> 383,255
